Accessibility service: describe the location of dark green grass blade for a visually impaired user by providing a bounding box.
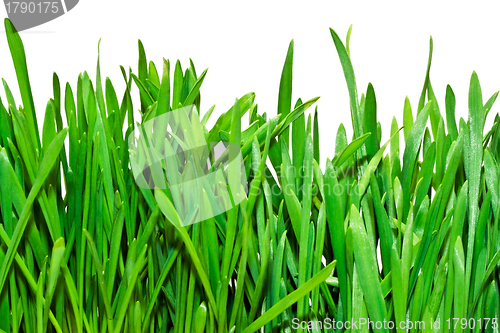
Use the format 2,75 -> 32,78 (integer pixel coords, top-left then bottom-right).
445,85 -> 458,141
363,83 -> 379,159
313,106 -> 320,163
277,40 -> 294,146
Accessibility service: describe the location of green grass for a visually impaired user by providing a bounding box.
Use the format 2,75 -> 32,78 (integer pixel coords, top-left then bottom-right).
0,17 -> 499,333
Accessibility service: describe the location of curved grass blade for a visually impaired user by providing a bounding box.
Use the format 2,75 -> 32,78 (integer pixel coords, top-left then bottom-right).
329,28 -> 364,151
83,230 -> 114,333
241,261 -> 336,333
333,132 -> 371,168
42,238 -> 65,332
418,37 -> 433,114
358,127 -> 402,198
401,101 -> 431,221
154,189 -> 218,321
0,128 -> 67,292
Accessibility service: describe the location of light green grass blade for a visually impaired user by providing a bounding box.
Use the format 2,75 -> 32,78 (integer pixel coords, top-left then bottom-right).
401,101 -> 431,221
4,18 -> 40,150
350,205 -> 388,332
333,132 -> 371,168
465,71 -> 483,308
329,28 -> 364,149
0,128 -> 67,292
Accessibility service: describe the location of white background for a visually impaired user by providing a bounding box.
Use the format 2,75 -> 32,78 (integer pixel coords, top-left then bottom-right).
1,1 -> 500,168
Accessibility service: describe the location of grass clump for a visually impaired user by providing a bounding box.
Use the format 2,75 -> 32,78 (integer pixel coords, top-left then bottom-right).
0,18 -> 499,333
